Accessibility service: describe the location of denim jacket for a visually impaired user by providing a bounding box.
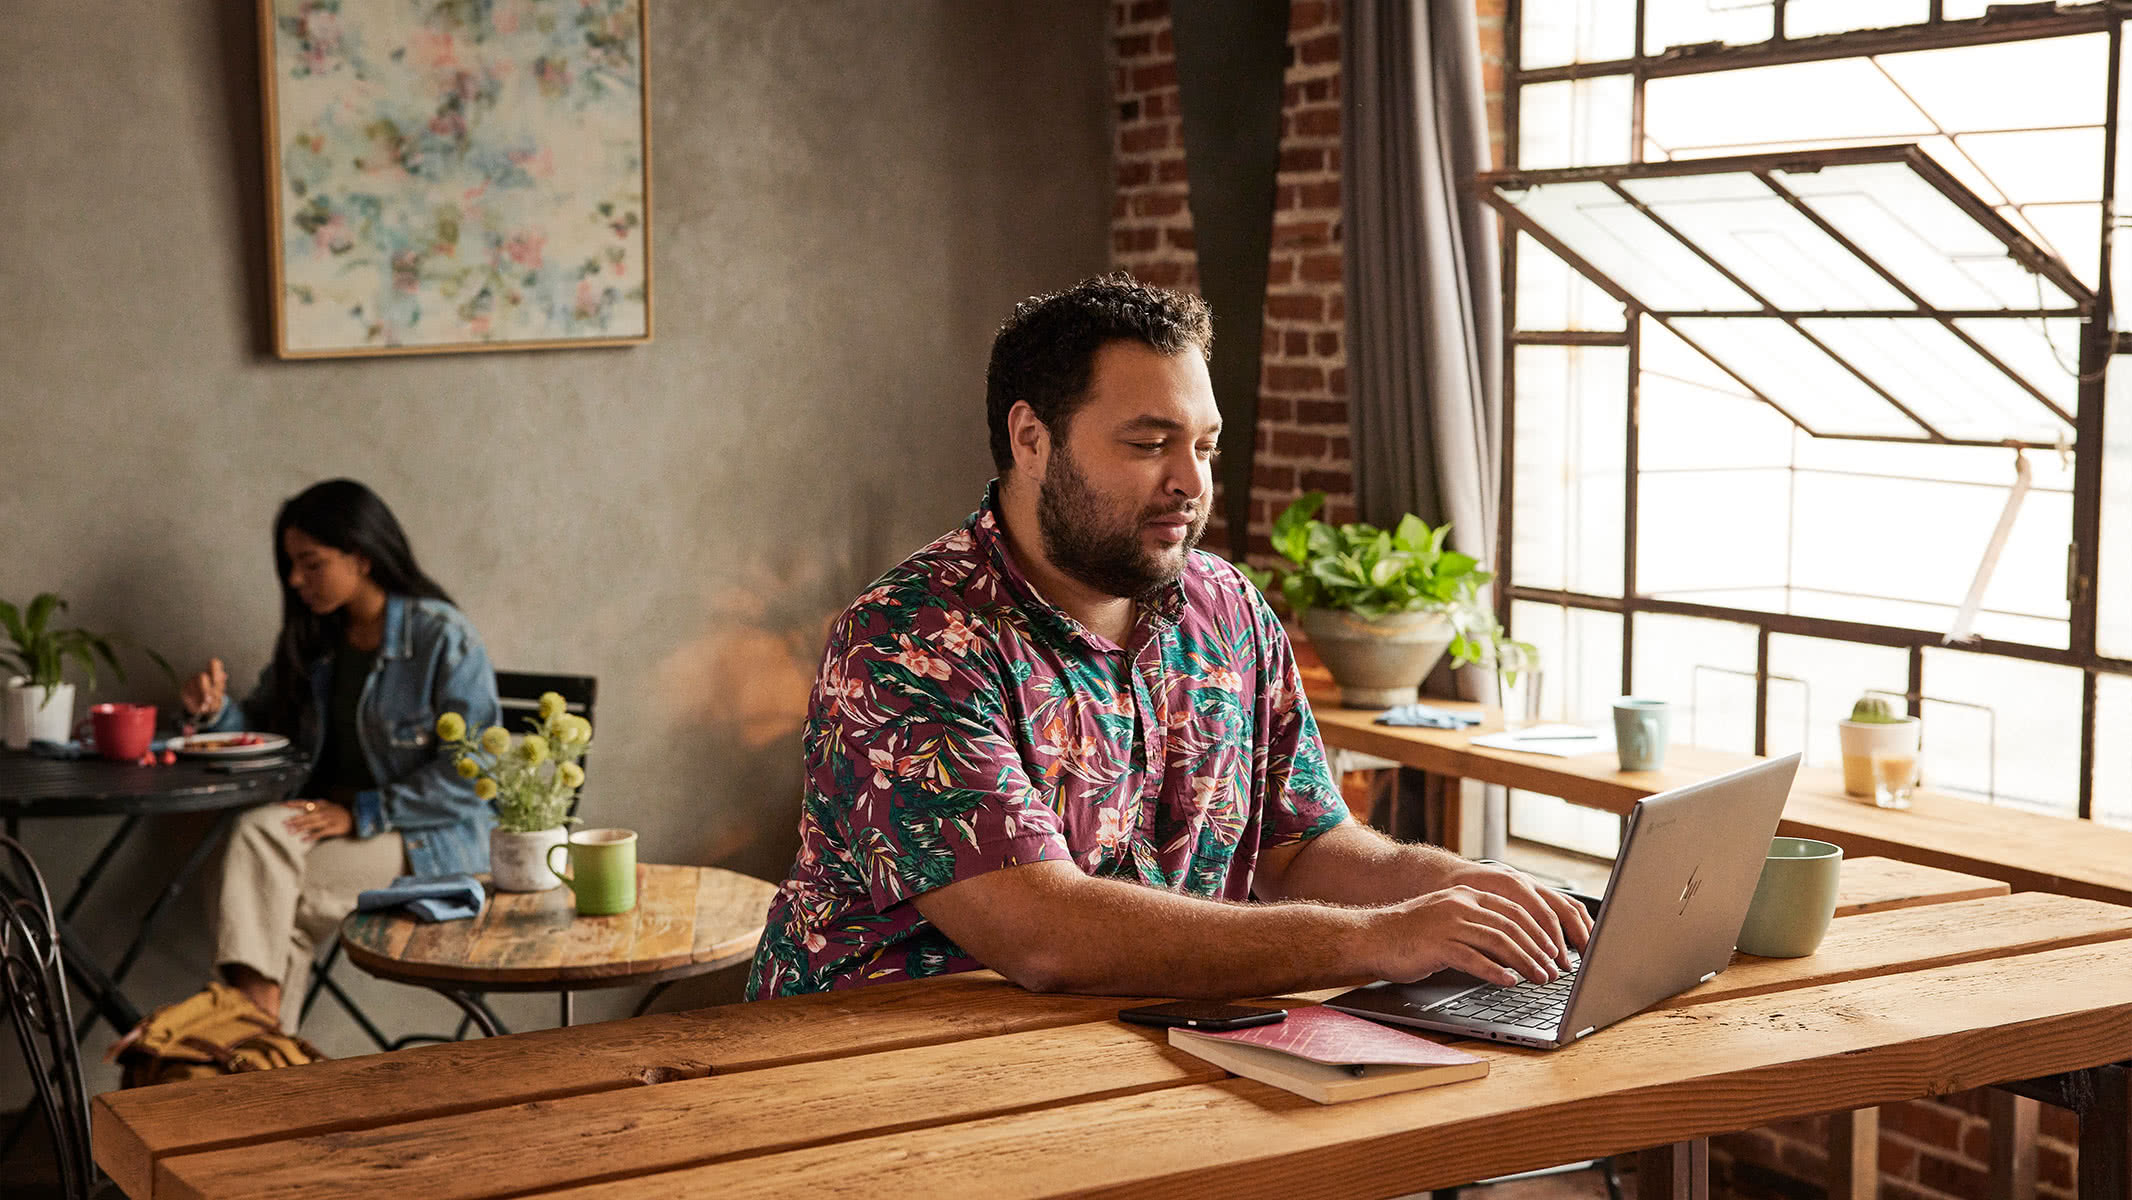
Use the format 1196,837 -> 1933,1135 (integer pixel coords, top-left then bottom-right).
208,595 -> 501,877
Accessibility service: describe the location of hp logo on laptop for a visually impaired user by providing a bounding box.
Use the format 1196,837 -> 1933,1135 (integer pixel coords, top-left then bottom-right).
1677,865 -> 1704,914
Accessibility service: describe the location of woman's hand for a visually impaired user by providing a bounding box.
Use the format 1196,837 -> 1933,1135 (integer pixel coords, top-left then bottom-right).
181,658 -> 228,720
282,799 -> 354,842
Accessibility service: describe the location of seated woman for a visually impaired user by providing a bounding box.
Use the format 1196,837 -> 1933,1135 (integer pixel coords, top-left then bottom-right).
181,478 -> 499,1031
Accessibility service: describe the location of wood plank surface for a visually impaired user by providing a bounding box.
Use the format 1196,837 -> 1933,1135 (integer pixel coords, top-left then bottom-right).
1662,893 -> 2132,1008
626,865 -> 699,970
1833,857 -> 2009,917
91,971 -> 1125,1199
155,1024 -> 1225,1200
696,867 -> 778,966
525,941 -> 2132,1200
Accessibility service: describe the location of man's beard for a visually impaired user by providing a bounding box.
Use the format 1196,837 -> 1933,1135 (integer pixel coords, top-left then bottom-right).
1035,444 -> 1207,601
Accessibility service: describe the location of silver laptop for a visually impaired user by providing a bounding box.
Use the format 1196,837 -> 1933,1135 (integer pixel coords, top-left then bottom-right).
1325,753 -> 1803,1050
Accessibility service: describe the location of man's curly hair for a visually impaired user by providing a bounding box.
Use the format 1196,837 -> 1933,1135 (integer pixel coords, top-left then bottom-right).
985,272 -> 1214,473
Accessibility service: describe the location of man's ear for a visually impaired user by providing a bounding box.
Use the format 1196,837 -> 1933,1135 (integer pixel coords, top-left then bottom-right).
1007,401 -> 1050,475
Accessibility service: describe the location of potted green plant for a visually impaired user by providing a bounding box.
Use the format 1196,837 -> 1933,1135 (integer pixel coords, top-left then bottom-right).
435,692 -> 594,891
1,593 -> 170,750
1245,493 -> 1533,709
1837,693 -> 1919,800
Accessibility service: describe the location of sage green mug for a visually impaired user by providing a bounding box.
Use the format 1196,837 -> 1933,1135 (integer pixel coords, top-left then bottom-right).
546,828 -> 638,916
1736,836 -> 1843,958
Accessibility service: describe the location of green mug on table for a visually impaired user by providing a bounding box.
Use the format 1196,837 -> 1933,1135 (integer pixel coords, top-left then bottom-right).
546,828 -> 638,915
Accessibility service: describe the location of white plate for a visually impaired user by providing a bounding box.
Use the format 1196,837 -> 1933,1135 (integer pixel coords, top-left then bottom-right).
169,732 -> 292,759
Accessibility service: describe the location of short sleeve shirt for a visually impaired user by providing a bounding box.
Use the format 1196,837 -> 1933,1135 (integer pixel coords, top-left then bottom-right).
744,485 -> 1348,999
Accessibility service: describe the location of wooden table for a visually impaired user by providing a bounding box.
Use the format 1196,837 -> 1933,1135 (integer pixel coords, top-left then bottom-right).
339,864 -> 777,1031
1312,702 -> 2132,908
0,750 -> 310,1035
94,862 -> 2132,1200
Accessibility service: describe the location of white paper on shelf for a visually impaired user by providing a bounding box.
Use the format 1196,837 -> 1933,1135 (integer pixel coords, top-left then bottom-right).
1469,725 -> 1616,758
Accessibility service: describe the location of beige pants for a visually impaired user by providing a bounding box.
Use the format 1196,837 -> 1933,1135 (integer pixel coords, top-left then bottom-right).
211,802 -> 406,1032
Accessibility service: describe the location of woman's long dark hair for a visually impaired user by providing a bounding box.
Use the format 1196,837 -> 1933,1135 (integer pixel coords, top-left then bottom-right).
264,479 -> 454,734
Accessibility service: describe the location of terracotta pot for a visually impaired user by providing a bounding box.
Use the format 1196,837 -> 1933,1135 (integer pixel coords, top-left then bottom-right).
1296,608 -> 1455,709
490,827 -> 568,892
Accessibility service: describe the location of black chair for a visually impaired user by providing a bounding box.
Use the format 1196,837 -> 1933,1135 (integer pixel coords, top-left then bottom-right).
298,671 -> 598,1049
0,835 -> 104,1200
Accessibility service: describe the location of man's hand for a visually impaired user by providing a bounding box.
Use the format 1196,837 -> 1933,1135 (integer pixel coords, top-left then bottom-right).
1438,859 -> 1594,972
1359,883 -> 1576,987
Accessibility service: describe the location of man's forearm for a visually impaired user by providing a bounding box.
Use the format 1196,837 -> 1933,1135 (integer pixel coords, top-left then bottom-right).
920,867 -> 1380,999
1258,822 -> 1469,907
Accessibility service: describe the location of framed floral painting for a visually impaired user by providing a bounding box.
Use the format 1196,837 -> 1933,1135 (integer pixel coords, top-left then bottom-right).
259,0 -> 651,358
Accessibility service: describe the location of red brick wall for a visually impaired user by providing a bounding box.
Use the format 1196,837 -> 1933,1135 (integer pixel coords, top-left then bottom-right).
1110,3 -> 2083,1198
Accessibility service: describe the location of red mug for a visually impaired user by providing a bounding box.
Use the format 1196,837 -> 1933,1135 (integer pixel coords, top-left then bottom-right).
87,703 -> 157,761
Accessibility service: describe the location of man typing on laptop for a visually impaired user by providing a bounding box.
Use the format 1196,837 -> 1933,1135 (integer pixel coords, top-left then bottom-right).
745,275 -> 1590,1003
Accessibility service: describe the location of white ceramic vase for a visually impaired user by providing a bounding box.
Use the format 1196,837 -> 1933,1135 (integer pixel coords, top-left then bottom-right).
4,679 -> 76,751
490,827 -> 569,892
1836,718 -> 1920,798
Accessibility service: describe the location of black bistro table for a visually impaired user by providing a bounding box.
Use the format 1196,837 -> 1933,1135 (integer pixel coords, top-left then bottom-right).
0,750 -> 308,1035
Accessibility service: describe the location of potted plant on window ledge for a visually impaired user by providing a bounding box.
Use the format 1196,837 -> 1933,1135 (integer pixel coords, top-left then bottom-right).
1244,493 -> 1533,710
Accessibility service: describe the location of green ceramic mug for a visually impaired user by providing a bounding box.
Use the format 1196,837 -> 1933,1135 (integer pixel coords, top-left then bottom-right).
1736,836 -> 1843,958
546,828 -> 638,916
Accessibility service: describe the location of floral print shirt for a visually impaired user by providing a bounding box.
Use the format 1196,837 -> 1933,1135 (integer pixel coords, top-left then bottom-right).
745,486 -> 1348,999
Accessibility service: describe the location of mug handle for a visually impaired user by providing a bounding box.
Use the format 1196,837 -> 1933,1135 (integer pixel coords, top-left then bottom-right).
546,842 -> 576,893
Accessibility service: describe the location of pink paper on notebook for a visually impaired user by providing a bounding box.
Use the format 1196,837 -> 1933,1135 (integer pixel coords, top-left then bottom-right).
1188,1004 -> 1483,1066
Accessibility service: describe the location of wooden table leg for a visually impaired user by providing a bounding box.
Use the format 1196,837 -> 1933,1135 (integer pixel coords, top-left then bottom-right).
1636,1139 -> 1709,1200
1998,1063 -> 2130,1200
1829,1108 -> 1879,1200
1988,1091 -> 2037,1200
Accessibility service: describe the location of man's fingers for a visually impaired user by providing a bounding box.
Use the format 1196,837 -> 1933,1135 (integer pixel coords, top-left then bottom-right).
1467,890 -> 1561,977
1442,944 -> 1519,987
1458,921 -> 1554,987
1542,888 -> 1595,950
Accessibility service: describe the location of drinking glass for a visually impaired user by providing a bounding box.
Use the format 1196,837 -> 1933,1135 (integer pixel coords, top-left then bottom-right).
1870,749 -> 1919,810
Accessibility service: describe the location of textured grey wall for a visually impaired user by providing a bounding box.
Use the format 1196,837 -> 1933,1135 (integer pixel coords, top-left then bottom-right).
0,0 -> 1108,1096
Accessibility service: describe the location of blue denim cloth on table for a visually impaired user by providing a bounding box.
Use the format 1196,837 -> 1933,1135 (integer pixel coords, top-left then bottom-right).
1372,703 -> 1483,730
201,594 -> 501,878
356,873 -> 486,923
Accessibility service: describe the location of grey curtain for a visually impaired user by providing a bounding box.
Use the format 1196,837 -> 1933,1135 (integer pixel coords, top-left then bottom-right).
1342,0 -> 1503,557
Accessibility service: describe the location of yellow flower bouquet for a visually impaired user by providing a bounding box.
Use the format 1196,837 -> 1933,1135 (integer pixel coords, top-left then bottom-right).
436,693 -> 594,834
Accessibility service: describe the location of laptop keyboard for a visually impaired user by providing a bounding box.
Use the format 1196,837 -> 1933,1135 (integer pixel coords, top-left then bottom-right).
1433,958 -> 1582,1031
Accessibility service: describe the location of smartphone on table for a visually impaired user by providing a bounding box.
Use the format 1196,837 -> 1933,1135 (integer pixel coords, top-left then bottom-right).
1117,1001 -> 1287,1031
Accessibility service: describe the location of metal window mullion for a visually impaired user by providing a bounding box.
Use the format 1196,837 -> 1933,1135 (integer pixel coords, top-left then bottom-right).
1499,0 -> 1524,636
1512,330 -> 1632,346
1755,169 -> 2078,425
1754,626 -> 1771,757
1602,180 -> 1956,441
1647,308 -> 2080,320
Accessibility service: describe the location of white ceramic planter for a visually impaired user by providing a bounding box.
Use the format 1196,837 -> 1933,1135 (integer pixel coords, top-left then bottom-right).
4,680 -> 75,751
490,827 -> 568,892
1297,608 -> 1455,709
1836,718 -> 1920,798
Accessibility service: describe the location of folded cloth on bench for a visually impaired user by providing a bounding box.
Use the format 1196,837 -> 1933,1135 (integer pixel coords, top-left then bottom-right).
356,874 -> 485,923
1373,703 -> 1483,730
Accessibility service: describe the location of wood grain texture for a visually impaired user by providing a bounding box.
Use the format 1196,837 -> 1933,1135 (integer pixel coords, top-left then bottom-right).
90,971 -> 1123,1195
155,1024 -> 1225,1200
1664,893 -> 2132,1009
527,941 -> 2132,1200
1832,857 -> 2008,917
338,865 -> 771,986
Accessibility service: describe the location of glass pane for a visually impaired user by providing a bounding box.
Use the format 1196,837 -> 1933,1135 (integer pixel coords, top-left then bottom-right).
2094,674 -> 2132,831
1949,318 -> 2084,415
1506,605 -> 1628,858
1774,162 -> 2080,310
1520,0 -> 1635,69
1788,471 -> 2073,631
2118,32 -> 2132,327
1637,469 -> 1789,597
1643,59 -> 1929,157
1876,35 -> 2108,134
1617,173 -> 1911,311
1638,318 -> 1796,472
1629,613 -> 1759,754
1919,649 -> 2081,816
1518,78 -> 1634,171
1512,346 -> 1628,596
1643,0 -> 1773,58
1953,128 -> 2105,207
1765,634 -> 1910,772
2017,203 -> 2101,291
1505,181 -> 1757,311
1666,317 -> 1927,437
1794,318 -> 2073,443
2101,367 -> 2132,659
1783,0 -> 1927,38
1515,233 -> 1628,332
